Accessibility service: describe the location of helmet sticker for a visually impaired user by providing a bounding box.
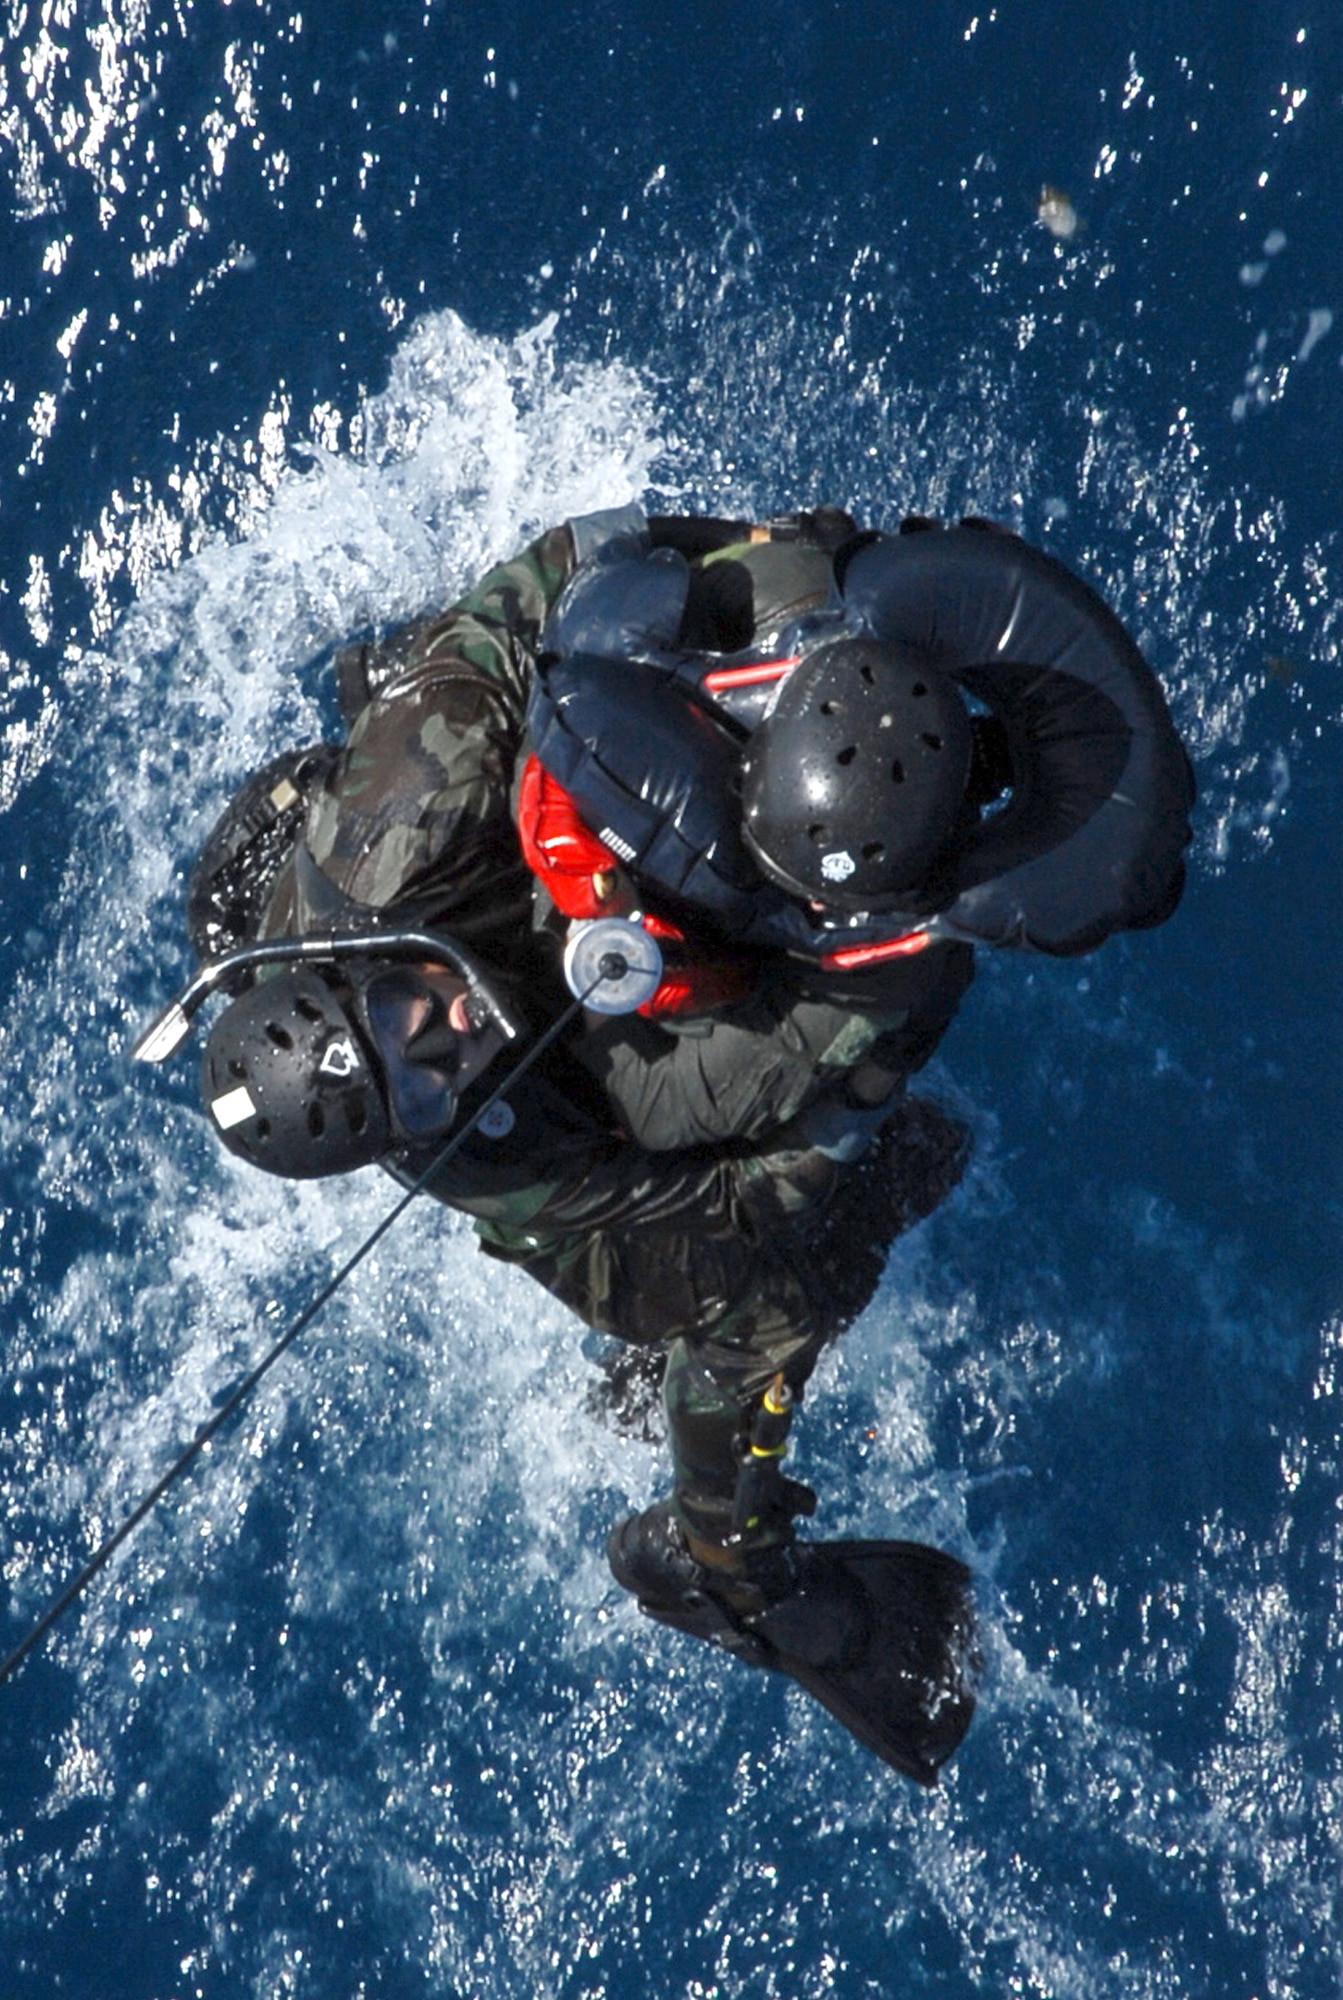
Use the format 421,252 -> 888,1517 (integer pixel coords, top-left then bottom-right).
318,1036 -> 361,1078
476,1099 -> 516,1140
821,850 -> 857,883
211,1083 -> 257,1131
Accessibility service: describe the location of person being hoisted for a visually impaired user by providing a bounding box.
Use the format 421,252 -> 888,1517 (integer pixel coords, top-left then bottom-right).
141,499 -> 1193,1783
512,503 -> 1194,1670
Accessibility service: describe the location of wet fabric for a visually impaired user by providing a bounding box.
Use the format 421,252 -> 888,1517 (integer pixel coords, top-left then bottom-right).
529,518 -> 1196,958
457,1094 -> 970,1542
260,522 -> 576,962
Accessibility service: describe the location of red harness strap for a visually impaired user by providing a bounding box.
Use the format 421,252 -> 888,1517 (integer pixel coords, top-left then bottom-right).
516,756 -> 757,1016
636,911 -> 757,1015
820,930 -> 932,972
516,752 -> 620,920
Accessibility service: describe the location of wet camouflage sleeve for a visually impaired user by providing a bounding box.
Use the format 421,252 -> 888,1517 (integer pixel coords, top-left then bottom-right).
270,524 -> 576,929
573,945 -> 975,1149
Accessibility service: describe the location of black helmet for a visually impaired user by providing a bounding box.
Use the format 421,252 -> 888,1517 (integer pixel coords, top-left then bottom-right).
133,928 -> 520,1182
740,635 -> 972,911
201,969 -> 392,1178
201,959 -> 510,1178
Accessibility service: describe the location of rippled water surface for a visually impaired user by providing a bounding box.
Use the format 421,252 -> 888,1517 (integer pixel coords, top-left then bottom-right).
2,4 -> 1342,1995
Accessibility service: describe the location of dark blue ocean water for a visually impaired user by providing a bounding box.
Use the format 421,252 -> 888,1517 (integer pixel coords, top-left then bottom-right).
2,3 -> 1341,1994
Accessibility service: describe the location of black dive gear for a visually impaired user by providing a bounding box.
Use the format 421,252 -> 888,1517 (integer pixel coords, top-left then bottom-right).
729,1373 -> 814,1538
201,958 -> 502,1174
186,744 -> 340,962
135,928 -> 527,1178
739,634 -> 973,911
356,964 -> 476,1140
835,521 -> 1196,951
528,518 -> 1195,960
607,1501 -> 977,1786
133,929 -> 523,1068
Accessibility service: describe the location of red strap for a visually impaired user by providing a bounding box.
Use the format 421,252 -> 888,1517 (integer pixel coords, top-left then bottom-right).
820,930 -> 932,972
516,754 -> 621,919
639,958 -> 757,1018
517,756 -> 758,1015
640,910 -> 686,944
701,655 -> 799,693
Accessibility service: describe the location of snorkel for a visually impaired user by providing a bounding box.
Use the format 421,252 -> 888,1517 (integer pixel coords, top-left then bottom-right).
132,927 -> 527,1068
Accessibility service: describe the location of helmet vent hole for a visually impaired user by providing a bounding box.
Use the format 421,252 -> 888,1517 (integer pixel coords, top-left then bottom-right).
347,1098 -> 368,1135
891,760 -> 906,784
922,732 -> 943,751
256,1118 -> 271,1140
836,745 -> 857,767
819,699 -> 838,717
911,681 -> 928,697
859,662 -> 875,687
308,1104 -> 326,1138
807,823 -> 828,845
266,1022 -> 294,1051
862,841 -> 885,862
228,1057 -> 247,1080
295,995 -> 324,1024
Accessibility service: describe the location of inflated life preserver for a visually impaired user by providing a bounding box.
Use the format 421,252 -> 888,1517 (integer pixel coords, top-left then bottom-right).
525,521 -> 1194,961
837,523 -> 1195,952
527,650 -> 762,924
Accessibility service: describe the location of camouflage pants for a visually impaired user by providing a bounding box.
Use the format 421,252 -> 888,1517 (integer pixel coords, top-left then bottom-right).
478,1098 -> 969,1545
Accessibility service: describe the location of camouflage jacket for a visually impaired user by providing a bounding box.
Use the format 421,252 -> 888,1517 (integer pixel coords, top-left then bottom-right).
261,520 -> 577,967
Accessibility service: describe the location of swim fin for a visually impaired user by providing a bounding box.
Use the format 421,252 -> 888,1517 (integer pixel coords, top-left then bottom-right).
608,1507 -> 976,1786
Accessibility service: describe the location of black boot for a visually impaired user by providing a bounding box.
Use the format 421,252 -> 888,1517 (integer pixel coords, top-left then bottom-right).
607,1502 -> 978,1786
606,1501 -> 793,1664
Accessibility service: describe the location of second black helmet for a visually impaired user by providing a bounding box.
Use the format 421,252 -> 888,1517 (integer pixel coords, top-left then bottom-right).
740,635 -> 973,911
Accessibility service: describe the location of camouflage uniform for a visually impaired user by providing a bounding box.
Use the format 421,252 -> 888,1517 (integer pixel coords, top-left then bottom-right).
255,514 -> 971,1546
261,521 -> 576,962
438,1092 -> 967,1545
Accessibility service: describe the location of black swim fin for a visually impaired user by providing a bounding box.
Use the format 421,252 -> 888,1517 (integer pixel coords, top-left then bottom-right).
608,1508 -> 977,1786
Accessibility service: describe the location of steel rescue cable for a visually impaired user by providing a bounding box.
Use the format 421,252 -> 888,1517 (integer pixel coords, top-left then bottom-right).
0,961 -> 622,1691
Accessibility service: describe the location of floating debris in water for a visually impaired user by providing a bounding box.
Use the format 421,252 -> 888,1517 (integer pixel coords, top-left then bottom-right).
1264,653 -> 1301,684
1241,229 -> 1287,287
1297,307 -> 1333,363
1037,185 -> 1080,240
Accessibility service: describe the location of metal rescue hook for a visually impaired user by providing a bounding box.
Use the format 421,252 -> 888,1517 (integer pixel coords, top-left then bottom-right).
562,916 -> 663,1015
